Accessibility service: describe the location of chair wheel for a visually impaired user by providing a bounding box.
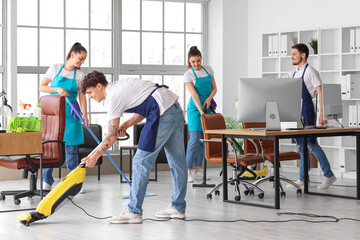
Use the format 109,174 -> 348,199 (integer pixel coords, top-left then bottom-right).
297,189 -> 302,195
281,192 -> 286,197
0,195 -> 5,201
249,189 -> 255,196
206,194 -> 212,199
258,193 -> 264,199
244,189 -> 250,195
14,198 -> 21,205
215,190 -> 220,196
234,196 -> 241,201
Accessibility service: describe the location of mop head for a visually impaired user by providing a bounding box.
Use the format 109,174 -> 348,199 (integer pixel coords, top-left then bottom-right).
118,193 -> 156,199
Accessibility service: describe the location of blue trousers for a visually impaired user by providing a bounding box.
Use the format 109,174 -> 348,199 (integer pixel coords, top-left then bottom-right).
185,131 -> 204,169
299,140 -> 334,182
128,103 -> 187,215
43,145 -> 79,185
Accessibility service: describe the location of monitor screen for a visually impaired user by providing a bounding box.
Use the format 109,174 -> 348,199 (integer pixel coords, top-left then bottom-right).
322,84 -> 342,120
237,78 -> 302,124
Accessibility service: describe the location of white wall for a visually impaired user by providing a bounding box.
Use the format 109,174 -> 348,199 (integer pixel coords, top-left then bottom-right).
248,0 -> 360,77
208,0 -> 248,118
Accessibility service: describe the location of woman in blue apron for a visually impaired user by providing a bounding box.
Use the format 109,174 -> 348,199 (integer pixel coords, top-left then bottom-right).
288,43 -> 336,190
39,42 -> 88,191
184,46 -> 217,183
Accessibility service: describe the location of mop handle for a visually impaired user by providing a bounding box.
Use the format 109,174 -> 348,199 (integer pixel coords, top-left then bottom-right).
65,97 -> 132,187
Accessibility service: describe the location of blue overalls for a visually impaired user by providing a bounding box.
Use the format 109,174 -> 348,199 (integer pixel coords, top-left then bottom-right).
186,66 -> 213,169
125,84 -> 167,152
293,63 -> 316,144
43,64 -> 84,185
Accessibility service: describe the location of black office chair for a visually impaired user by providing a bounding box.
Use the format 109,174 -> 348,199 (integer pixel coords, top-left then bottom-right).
59,124 -> 103,180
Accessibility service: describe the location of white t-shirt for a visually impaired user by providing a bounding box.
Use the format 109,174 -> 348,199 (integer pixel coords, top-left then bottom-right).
105,78 -> 179,120
283,64 -> 322,99
45,63 -> 85,89
184,66 -> 214,85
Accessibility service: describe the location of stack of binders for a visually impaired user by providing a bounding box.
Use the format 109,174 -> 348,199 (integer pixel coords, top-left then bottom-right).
341,74 -> 360,99
349,28 -> 360,53
348,104 -> 360,127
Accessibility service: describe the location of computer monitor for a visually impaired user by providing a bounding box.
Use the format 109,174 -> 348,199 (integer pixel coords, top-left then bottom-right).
237,78 -> 302,130
321,84 -> 343,127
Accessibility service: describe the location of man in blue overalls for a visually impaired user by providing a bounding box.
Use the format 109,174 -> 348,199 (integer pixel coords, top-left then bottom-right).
80,71 -> 187,224
285,43 -> 336,190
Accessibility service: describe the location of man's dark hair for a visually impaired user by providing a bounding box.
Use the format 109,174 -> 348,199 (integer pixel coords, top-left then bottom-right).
292,43 -> 309,59
81,70 -> 108,94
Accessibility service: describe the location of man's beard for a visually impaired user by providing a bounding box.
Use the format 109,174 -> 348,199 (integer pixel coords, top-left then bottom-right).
292,57 -> 303,65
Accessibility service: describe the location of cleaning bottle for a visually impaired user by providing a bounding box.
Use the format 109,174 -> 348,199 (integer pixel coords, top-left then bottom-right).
33,103 -> 41,120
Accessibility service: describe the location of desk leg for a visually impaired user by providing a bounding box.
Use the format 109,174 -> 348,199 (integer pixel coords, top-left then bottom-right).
120,148 -> 123,183
222,135 -> 228,201
303,137 -> 309,193
357,133 -> 360,199
40,154 -> 43,199
274,137 -> 280,209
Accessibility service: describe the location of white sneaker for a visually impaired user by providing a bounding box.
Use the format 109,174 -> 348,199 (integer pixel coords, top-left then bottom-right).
155,204 -> 186,219
317,175 -> 337,190
188,170 -> 194,183
287,179 -> 310,188
194,170 -> 210,181
108,207 -> 143,224
42,182 -> 52,191
79,187 -> 86,194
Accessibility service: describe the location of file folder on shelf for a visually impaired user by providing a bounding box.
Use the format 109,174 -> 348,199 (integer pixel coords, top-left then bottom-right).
356,28 -> 360,53
272,35 -> 279,57
268,35 -> 273,57
350,29 -> 356,53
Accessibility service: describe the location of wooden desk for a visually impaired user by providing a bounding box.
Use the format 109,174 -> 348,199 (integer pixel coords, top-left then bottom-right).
0,132 -> 43,204
205,127 -> 360,209
0,132 -> 42,155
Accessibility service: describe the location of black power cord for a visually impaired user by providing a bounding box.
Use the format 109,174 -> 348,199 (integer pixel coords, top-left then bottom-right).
67,197 -> 360,223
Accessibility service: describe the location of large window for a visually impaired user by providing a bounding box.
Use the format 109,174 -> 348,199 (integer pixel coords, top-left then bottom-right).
121,0 -> 207,114
15,0 -> 208,150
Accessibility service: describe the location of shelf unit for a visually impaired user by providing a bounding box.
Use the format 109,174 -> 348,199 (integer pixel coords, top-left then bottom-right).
262,25 -> 360,178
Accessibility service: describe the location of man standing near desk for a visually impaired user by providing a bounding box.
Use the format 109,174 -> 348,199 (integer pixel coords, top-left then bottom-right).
284,43 -> 336,189
80,71 -> 187,224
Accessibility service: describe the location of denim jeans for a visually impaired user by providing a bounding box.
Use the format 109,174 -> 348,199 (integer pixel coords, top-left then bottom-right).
128,102 -> 187,215
299,140 -> 334,182
186,131 -> 204,169
43,145 -> 79,185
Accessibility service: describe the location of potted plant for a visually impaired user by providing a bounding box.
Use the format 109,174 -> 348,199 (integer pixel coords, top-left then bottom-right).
309,38 -> 318,54
224,116 -> 244,154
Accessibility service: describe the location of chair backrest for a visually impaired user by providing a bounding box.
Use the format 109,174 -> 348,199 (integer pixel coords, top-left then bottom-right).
40,95 -> 66,165
80,124 -> 102,148
242,122 -> 273,155
201,113 -> 227,160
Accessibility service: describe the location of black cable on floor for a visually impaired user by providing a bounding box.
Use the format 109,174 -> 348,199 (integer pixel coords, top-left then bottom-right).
0,208 -> 36,214
67,198 -> 360,223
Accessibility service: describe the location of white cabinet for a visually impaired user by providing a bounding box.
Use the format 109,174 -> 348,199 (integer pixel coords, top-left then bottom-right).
262,26 -> 360,178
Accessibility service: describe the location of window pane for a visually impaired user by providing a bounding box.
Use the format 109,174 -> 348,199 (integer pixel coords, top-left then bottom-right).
186,3 -> 202,32
165,33 -> 184,65
40,0 -> 64,27
66,0 -> 89,28
164,2 -> 184,32
142,0 -> 162,31
90,113 -> 109,140
18,0 -> 37,26
18,27 -> 38,66
66,30 -> 89,67
122,0 -> 140,30
40,29 -> 64,67
91,0 -> 112,29
164,75 -> 184,110
122,32 -> 140,64
90,31 -> 112,67
119,75 -> 140,80
89,99 -> 106,112
17,74 -> 38,108
186,34 -> 202,54
141,75 -> 162,85
142,33 -> 162,65
0,1 -> 2,24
